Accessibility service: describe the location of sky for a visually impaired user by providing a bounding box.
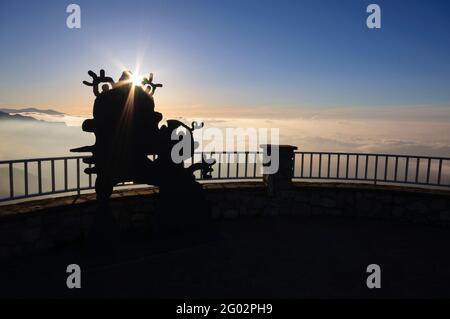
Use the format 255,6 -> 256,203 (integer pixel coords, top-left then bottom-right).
1,0 -> 449,118
0,0 -> 450,162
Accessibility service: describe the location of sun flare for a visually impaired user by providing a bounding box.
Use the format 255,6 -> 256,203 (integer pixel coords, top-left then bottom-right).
129,72 -> 142,87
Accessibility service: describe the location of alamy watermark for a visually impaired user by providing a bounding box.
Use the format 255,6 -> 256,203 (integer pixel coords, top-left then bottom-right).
366,264 -> 381,289
66,264 -> 81,289
367,4 -> 381,29
67,4 -> 381,30
170,126 -> 281,175
66,4 -> 81,29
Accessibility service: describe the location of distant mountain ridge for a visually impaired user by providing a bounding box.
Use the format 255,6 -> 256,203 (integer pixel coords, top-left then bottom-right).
0,110 -> 66,125
0,110 -> 37,121
0,107 -> 65,115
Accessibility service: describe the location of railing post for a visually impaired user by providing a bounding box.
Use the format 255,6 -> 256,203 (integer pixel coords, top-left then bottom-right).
260,144 -> 298,196
76,158 -> 81,196
9,163 -> 14,199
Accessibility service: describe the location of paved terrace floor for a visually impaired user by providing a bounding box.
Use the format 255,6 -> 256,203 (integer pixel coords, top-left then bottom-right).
1,183 -> 450,298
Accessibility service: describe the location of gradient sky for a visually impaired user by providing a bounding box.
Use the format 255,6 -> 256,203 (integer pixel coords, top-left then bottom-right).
1,0 -> 450,117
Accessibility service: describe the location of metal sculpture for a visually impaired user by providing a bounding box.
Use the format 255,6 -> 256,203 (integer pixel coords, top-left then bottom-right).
71,69 -> 214,236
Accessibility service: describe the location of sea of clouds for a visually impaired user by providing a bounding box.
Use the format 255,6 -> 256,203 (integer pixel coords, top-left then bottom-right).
1,106 -> 449,160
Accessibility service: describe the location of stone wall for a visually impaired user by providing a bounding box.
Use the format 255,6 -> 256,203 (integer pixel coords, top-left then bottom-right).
0,182 -> 449,261
209,182 -> 450,224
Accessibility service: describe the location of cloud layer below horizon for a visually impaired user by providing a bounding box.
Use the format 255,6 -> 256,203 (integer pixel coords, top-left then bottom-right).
1,106 -> 449,160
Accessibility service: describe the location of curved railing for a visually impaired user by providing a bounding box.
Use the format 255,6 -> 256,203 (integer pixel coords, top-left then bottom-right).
0,152 -> 264,204
292,152 -> 450,189
1,151 -> 449,204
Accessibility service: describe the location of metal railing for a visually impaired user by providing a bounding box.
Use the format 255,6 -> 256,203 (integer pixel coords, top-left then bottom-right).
0,152 -> 264,204
1,151 -> 449,204
293,152 -> 450,189
1,156 -> 91,203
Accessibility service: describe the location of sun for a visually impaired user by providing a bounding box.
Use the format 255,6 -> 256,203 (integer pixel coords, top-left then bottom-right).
129,72 -> 142,87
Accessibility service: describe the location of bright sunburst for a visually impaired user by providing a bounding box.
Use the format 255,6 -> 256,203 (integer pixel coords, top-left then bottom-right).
129,72 -> 142,87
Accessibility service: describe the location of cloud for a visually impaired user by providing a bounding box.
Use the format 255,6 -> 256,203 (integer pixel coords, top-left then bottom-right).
161,104 -> 450,123
0,120 -> 93,160
9,112 -> 86,126
1,106 -> 449,160
175,107 -> 450,157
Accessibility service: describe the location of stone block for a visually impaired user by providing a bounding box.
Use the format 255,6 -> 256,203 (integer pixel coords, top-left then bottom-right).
320,197 -> 337,208
294,193 -> 309,203
406,202 -> 428,214
0,246 -> 10,260
21,227 -> 41,243
262,206 -> 278,217
311,206 -> 322,216
242,208 -> 259,217
440,211 -> 450,221
431,199 -> 449,212
211,206 -> 222,219
25,216 -> 41,227
223,209 -> 238,219
392,207 -> 404,218
292,203 -> 311,216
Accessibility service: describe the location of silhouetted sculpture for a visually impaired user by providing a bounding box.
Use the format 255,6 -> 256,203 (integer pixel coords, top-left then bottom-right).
71,69 -> 214,239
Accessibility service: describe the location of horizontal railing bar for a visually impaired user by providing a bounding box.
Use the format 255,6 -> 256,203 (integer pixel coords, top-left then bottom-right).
0,156 -> 88,164
292,177 -> 450,187
194,151 -> 260,155
294,152 -> 450,161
